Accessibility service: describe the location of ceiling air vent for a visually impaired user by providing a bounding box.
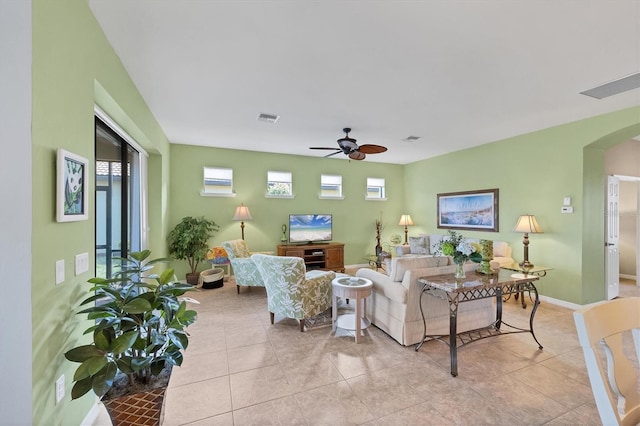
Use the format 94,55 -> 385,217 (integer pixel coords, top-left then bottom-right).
402,136 -> 421,142
257,113 -> 280,124
580,72 -> 640,99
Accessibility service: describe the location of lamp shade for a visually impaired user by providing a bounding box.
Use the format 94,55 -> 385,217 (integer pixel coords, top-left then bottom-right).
513,215 -> 543,234
232,204 -> 253,221
398,214 -> 414,226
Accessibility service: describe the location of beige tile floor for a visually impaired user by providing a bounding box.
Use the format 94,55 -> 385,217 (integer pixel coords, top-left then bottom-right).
93,276 -> 639,425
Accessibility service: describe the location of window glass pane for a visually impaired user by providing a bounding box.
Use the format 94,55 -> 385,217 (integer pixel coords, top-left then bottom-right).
321,174 -> 342,197
267,171 -> 292,196
366,177 -> 385,199
203,167 -> 233,194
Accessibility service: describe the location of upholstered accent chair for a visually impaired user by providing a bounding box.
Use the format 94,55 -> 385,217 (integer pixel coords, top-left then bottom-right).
221,239 -> 265,294
251,254 -> 336,332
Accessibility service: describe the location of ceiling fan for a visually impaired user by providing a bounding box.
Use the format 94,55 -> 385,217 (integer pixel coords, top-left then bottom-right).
310,128 -> 388,160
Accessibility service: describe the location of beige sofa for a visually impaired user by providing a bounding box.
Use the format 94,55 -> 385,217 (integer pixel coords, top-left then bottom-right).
355,256 -> 496,346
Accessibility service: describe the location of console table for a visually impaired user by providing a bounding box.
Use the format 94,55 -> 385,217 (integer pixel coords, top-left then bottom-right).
416,270 -> 542,377
277,242 -> 345,272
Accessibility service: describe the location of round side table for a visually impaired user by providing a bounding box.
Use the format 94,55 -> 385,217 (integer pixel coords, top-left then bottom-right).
331,276 -> 373,343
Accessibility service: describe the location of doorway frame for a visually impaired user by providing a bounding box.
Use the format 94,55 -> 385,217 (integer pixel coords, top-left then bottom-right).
582,123 -> 640,303
94,105 -> 149,257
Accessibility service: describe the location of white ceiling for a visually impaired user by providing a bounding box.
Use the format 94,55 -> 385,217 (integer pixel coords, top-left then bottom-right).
89,0 -> 640,165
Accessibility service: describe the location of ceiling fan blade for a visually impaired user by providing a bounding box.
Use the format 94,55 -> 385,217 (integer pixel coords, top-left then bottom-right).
349,151 -> 366,160
358,144 -> 387,154
323,151 -> 343,158
310,147 -> 340,151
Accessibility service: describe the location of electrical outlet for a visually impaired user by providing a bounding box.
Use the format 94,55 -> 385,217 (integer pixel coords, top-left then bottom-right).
55,260 -> 65,285
75,253 -> 89,275
55,374 -> 65,404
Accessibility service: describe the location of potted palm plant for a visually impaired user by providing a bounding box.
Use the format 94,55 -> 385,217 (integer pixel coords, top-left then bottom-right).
64,250 -> 197,424
167,216 -> 220,285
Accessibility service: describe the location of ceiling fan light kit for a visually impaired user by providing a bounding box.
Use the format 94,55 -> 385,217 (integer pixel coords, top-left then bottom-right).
310,127 -> 388,161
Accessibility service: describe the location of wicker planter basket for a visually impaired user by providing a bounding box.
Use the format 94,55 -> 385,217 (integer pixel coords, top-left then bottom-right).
199,268 -> 224,289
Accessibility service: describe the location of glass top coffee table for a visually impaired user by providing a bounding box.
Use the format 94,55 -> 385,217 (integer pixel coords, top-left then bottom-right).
331,277 -> 373,343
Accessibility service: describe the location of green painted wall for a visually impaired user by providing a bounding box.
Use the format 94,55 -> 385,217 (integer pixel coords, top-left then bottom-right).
26,0 -> 640,424
405,106 -> 640,305
168,144 -> 405,278
31,0 -> 170,424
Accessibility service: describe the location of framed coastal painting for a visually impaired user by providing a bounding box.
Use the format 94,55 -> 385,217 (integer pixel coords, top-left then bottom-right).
56,149 -> 89,222
437,188 -> 499,232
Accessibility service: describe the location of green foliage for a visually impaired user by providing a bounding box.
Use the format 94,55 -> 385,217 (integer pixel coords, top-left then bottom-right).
167,216 -> 220,274
432,230 -> 483,264
266,182 -> 291,195
64,250 -> 198,400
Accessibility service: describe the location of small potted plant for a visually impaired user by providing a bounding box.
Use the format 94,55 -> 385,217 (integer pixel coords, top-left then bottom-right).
64,250 -> 198,423
167,216 -> 220,285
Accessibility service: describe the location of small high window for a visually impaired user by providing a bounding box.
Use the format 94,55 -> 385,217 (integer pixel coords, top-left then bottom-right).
266,171 -> 293,198
366,177 -> 386,200
320,174 -> 343,199
201,167 -> 235,197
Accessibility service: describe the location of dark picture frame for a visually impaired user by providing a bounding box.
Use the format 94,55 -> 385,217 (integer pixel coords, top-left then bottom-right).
56,148 -> 89,222
437,188 -> 499,232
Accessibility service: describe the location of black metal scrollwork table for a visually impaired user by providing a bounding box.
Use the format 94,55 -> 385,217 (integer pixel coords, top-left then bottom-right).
415,270 -> 542,377
500,263 -> 552,308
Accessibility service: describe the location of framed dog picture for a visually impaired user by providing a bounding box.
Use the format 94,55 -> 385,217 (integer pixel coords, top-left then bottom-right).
56,149 -> 88,222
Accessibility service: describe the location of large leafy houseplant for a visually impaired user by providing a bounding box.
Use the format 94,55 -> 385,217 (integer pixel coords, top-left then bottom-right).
64,250 -> 197,400
167,216 -> 220,284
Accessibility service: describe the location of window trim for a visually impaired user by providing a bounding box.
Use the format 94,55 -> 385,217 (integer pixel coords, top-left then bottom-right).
365,177 -> 387,201
265,170 -> 294,198
201,166 -> 236,197
319,174 -> 344,200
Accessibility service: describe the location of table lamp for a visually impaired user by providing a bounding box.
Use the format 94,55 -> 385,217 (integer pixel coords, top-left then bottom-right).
232,204 -> 253,240
513,214 -> 543,268
398,214 -> 414,245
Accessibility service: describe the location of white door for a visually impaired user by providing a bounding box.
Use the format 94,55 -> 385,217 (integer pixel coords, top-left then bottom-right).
605,175 -> 620,299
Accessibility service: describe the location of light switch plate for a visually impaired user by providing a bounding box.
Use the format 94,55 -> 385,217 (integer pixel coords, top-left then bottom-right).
563,197 -> 572,206
75,253 -> 89,275
55,374 -> 65,404
55,260 -> 65,285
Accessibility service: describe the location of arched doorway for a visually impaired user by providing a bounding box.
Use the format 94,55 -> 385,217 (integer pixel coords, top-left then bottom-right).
582,124 -> 640,303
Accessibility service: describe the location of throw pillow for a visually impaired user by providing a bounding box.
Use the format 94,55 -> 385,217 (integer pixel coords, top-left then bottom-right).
409,235 -> 429,255
493,241 -> 509,257
429,234 -> 443,253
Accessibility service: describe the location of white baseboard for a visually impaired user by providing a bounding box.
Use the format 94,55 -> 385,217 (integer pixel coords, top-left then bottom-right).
539,294 -> 583,310
80,398 -> 102,426
346,265 -> 609,310
620,273 -> 638,282
346,263 -> 369,270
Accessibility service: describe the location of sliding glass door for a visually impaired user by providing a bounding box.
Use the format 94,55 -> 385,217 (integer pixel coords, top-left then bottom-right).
95,117 -> 143,278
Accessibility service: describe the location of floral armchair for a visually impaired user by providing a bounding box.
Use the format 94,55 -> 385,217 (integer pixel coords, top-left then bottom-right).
221,239 -> 266,294
251,254 -> 335,332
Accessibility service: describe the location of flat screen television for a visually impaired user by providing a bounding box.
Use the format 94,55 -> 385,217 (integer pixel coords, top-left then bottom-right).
289,214 -> 332,244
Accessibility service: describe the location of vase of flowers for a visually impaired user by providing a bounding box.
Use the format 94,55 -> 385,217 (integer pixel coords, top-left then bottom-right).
433,230 -> 482,279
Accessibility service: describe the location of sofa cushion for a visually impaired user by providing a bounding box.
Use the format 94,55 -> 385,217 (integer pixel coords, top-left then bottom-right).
388,255 -> 450,282
409,235 -> 429,255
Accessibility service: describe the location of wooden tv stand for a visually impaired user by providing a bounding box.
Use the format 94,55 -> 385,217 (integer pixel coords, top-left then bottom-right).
276,242 -> 345,273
